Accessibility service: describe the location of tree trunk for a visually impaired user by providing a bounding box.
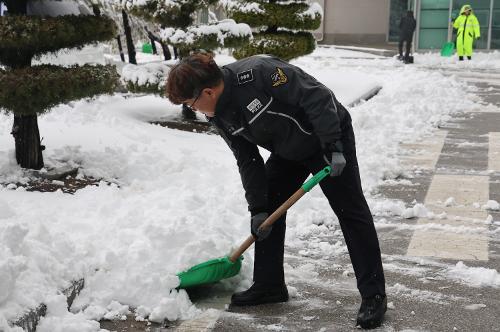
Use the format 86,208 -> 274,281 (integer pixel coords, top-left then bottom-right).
12,115 -> 45,170
149,35 -> 157,54
116,35 -> 125,62
122,10 -> 137,64
160,42 -> 172,60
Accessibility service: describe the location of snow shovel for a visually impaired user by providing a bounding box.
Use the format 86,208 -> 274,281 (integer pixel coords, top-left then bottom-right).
177,166 -> 332,289
441,41 -> 455,57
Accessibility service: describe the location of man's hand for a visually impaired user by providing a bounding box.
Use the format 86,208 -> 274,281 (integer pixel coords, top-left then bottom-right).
251,212 -> 271,241
323,141 -> 346,177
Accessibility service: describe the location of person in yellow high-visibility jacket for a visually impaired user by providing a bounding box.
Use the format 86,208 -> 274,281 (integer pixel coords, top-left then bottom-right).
453,4 -> 480,61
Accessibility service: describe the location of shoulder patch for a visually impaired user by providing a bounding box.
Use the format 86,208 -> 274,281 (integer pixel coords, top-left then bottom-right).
237,69 -> 254,85
271,67 -> 288,87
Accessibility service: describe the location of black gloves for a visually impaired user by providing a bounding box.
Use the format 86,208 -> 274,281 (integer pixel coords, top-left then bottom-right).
323,141 -> 346,177
251,212 -> 271,241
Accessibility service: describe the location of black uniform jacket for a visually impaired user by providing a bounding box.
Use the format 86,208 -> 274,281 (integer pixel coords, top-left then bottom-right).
210,55 -> 349,213
399,15 -> 416,40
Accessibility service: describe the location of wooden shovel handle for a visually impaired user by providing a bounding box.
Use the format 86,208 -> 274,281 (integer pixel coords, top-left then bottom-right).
229,188 -> 306,262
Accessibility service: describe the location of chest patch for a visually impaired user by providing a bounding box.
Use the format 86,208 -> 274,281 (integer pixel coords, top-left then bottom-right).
246,98 -> 263,113
237,69 -> 254,85
271,67 -> 288,87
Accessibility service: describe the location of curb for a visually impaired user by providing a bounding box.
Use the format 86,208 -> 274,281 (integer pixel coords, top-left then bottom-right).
9,279 -> 85,332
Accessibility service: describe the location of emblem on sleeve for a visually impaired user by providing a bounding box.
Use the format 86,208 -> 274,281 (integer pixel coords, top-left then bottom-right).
271,67 -> 288,87
237,69 -> 254,85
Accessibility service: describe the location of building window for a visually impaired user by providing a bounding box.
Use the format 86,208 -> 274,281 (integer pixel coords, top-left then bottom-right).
492,0 -> 500,49
452,0 -> 491,49
418,0 -> 450,50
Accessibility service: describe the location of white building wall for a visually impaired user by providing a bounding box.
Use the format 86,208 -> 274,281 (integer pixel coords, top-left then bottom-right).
321,0 -> 391,45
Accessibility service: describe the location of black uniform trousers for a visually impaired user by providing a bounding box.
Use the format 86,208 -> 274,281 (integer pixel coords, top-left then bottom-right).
253,122 -> 386,299
398,36 -> 413,59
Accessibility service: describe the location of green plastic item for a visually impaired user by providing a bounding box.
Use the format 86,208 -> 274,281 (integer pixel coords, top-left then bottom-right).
142,43 -> 153,54
177,256 -> 243,289
441,42 -> 454,57
301,166 -> 331,192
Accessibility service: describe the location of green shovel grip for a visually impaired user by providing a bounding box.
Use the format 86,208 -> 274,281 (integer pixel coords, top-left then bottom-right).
301,166 -> 331,192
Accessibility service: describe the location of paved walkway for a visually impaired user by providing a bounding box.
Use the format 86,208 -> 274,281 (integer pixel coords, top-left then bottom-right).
99,68 -> 500,332
167,70 -> 500,332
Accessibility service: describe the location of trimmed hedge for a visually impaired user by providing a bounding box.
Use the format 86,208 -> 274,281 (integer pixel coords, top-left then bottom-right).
0,65 -> 119,115
0,15 -> 116,67
166,34 -> 250,54
229,2 -> 321,31
125,81 -> 165,96
233,31 -> 315,61
126,0 -> 217,28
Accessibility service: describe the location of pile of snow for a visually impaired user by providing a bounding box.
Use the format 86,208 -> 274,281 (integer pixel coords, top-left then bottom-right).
160,19 -> 252,47
121,62 -> 170,90
445,262 -> 500,288
482,200 -> 500,211
414,51 -> 500,70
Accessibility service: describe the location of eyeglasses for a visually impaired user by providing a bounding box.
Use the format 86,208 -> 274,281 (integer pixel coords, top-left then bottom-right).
186,90 -> 202,112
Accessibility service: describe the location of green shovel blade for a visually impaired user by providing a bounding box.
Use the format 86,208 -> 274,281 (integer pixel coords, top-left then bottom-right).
441,42 -> 454,57
177,256 -> 243,289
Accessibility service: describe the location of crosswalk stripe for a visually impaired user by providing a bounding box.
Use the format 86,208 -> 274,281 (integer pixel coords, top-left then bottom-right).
175,310 -> 221,332
407,174 -> 489,261
400,130 -> 447,170
489,132 -> 500,172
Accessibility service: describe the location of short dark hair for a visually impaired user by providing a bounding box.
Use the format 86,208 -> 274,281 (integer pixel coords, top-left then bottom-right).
165,53 -> 223,105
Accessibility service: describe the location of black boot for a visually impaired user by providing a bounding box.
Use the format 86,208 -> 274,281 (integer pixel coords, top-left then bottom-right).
356,294 -> 387,329
459,56 -> 464,61
467,56 -> 472,60
231,282 -> 288,306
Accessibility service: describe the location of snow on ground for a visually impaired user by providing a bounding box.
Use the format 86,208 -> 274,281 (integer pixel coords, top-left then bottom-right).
0,47 -> 497,330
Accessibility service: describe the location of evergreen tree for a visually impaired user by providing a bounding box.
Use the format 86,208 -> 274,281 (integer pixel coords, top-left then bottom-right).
118,0 -> 251,58
224,0 -> 322,61
0,0 -> 119,170
116,0 -> 251,119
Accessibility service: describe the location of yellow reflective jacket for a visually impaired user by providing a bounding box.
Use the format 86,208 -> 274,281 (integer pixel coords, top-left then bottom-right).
453,6 -> 480,40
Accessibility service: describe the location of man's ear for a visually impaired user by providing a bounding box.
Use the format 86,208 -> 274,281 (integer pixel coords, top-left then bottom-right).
204,87 -> 217,99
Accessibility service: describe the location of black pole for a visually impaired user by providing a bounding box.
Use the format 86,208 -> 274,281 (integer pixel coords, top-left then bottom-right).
116,35 -> 125,62
122,9 -> 137,64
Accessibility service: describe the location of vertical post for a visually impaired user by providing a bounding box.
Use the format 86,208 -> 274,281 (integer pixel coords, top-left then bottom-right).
414,0 -> 421,50
447,0 -> 453,43
488,0 -> 494,49
385,0 -> 392,43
